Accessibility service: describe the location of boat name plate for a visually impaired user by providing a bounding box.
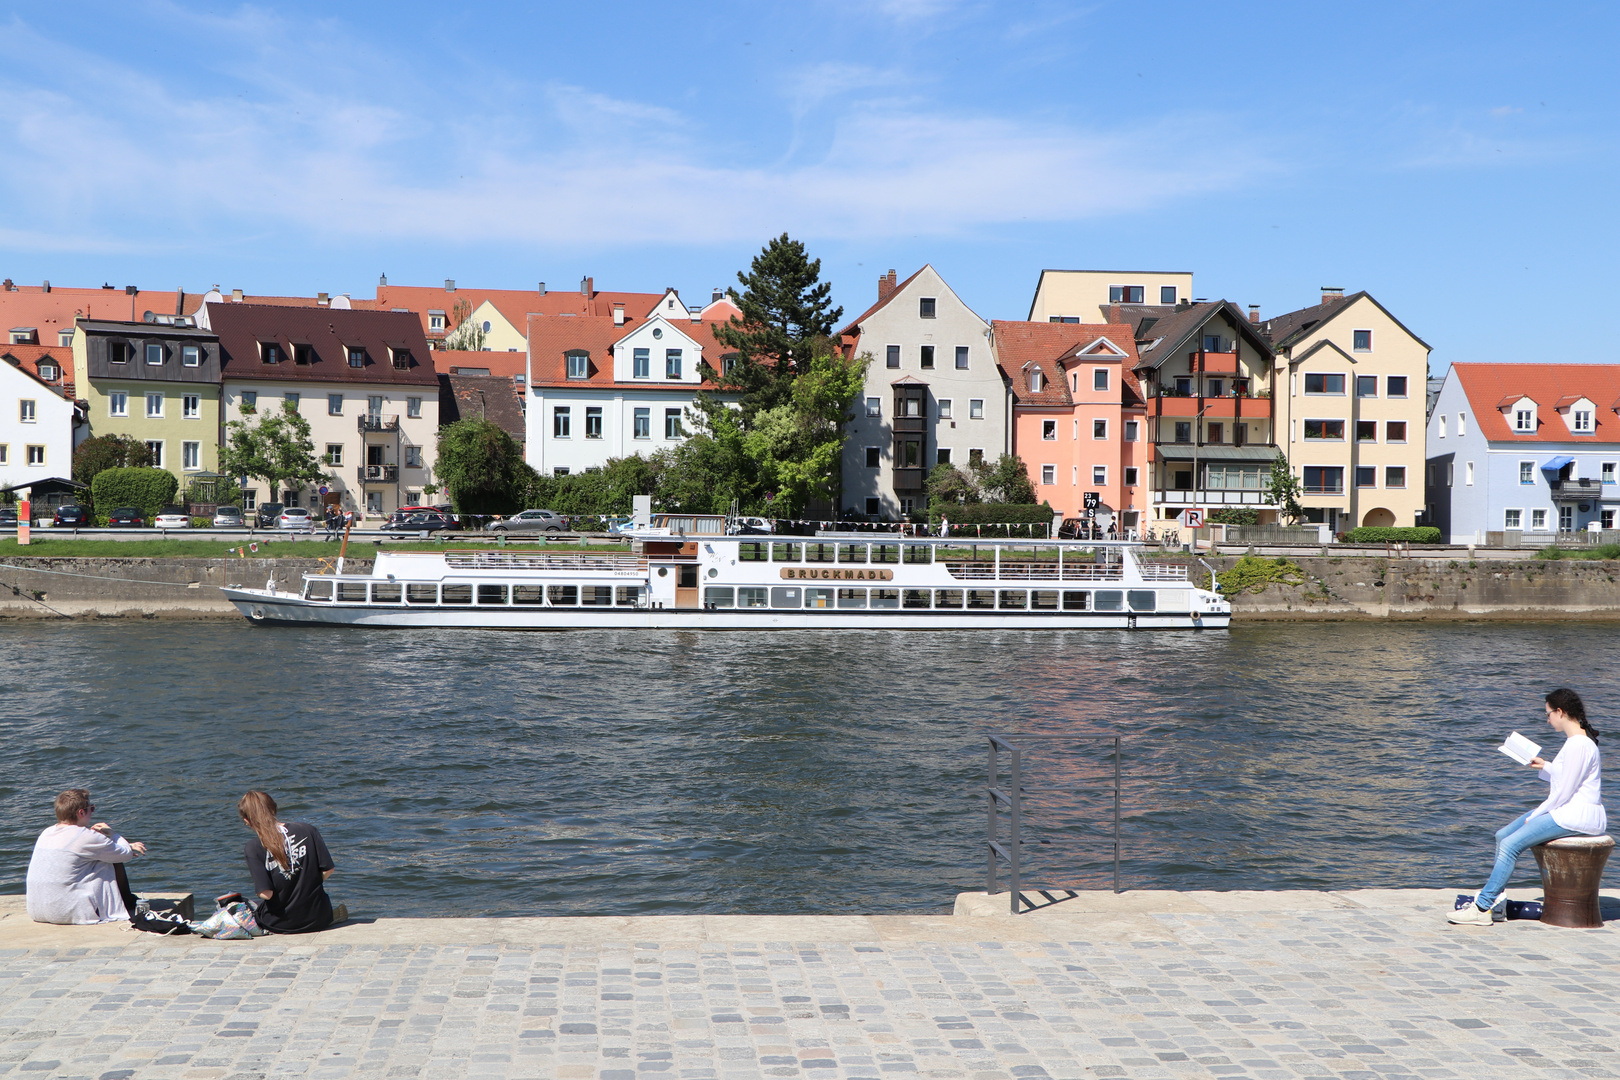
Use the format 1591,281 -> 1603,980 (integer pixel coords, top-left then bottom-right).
778,568 -> 894,581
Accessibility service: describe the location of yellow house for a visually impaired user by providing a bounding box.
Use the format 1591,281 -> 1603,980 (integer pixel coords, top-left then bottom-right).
1266,290 -> 1431,531
1026,269 -> 1194,322
72,318 -> 222,481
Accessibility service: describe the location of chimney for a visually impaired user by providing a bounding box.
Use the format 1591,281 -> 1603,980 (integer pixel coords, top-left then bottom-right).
690,307 -> 700,324
538,282 -> 546,295
379,273 -> 387,287
42,280 -> 50,293
580,275 -> 593,297
1,279 -> 10,291
1321,287 -> 1344,304
613,302 -> 625,326
1248,304 -> 1260,323
445,279 -> 455,292
877,268 -> 898,302
231,288 -> 243,302
317,292 -> 330,306
712,288 -> 723,303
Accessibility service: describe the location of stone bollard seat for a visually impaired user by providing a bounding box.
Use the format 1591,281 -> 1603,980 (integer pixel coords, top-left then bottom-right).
1532,834 -> 1613,928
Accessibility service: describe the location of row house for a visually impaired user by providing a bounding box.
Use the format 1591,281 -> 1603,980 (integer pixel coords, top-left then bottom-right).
525,300 -> 740,476
992,321 -> 1148,527
1026,269 -> 1193,323
838,267 -> 1007,518
1266,289 -> 1431,531
71,316 -> 223,481
209,304 -> 439,515
1426,364 -> 1620,543
373,277 -> 679,352
0,344 -> 80,501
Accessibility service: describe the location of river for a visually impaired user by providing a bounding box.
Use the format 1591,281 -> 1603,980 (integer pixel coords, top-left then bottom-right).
1,621 -> 1612,917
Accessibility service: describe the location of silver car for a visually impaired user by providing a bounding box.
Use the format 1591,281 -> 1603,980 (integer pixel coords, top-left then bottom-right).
276,507 -> 314,531
489,508 -> 567,533
212,506 -> 245,528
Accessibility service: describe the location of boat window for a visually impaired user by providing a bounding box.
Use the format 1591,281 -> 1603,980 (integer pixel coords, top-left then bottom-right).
966,589 -> 996,610
804,542 -> 835,563
770,586 -> 801,608
407,583 -> 437,605
738,542 -> 768,562
371,582 -> 402,604
903,545 -> 933,564
902,589 -> 931,609
305,580 -> 333,601
547,585 -> 578,606
1127,590 -> 1157,612
871,543 -> 899,564
1062,590 -> 1088,610
1031,590 -> 1060,611
336,581 -> 368,603
771,543 -> 801,562
441,584 -> 473,605
738,587 -> 768,608
513,585 -> 544,605
934,589 -> 963,608
870,588 -> 900,609
998,590 -> 1027,610
705,586 -> 735,608
582,585 -> 613,607
837,543 -> 867,564
678,565 -> 698,589
615,586 -> 643,607
836,588 -> 866,609
1094,590 -> 1123,611
477,584 -> 508,605
804,587 -> 834,609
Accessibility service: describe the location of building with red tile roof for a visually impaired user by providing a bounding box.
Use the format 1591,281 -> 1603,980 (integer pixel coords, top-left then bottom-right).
1426,362 -> 1620,542
1,345 -> 82,499
2,282 -> 203,354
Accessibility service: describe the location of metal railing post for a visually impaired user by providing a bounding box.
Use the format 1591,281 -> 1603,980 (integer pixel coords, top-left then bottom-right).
987,738 -> 999,895
1113,735 -> 1121,894
1009,743 -> 1022,914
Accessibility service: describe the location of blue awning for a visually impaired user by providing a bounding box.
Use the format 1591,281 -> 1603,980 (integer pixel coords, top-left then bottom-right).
1541,455 -> 1575,472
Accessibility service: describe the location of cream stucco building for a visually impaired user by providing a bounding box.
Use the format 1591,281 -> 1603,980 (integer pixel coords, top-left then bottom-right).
1026,270 -> 1193,323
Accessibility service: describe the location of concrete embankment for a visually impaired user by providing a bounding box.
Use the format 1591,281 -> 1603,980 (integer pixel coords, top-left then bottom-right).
0,557 -> 364,619
1206,553 -> 1620,620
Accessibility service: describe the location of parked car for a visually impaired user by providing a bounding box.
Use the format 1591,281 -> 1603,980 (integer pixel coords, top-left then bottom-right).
212,505 -> 245,528
107,507 -> 146,528
382,510 -> 458,533
255,503 -> 285,529
489,508 -> 567,534
276,507 -> 314,531
728,515 -> 772,535
53,505 -> 89,527
0,509 -> 17,528
153,507 -> 191,529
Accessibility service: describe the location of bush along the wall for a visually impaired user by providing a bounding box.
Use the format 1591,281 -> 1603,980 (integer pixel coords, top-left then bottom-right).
1344,526 -> 1443,544
89,467 -> 179,520
928,501 -> 1054,525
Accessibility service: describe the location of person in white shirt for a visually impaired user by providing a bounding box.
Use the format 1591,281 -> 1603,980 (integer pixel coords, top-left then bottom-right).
25,789 -> 148,924
1450,688 -> 1606,925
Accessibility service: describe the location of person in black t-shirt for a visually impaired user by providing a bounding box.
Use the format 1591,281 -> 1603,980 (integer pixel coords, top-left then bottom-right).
238,790 -> 342,934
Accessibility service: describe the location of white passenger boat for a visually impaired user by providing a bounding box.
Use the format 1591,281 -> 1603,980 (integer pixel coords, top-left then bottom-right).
220,527 -> 1231,630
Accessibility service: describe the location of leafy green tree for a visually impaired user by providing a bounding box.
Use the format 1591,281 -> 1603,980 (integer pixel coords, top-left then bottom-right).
435,419 -> 532,515
1267,451 -> 1305,524
711,234 -> 844,418
974,453 -> 1038,504
218,403 -> 327,505
927,463 -> 982,506
72,434 -> 152,497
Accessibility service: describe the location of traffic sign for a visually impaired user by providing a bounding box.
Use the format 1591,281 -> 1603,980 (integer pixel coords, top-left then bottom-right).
1181,508 -> 1205,528
319,485 -> 330,495
1082,491 -> 1101,510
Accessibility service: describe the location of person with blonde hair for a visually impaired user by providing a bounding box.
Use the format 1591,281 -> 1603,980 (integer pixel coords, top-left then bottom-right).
25,788 -> 148,924
238,790 -> 342,933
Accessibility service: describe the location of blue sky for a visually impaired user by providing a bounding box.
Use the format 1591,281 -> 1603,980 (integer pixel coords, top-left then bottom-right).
1,1 -> 1615,371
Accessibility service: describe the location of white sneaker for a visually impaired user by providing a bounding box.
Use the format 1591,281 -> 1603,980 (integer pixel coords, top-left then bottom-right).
1447,903 -> 1494,926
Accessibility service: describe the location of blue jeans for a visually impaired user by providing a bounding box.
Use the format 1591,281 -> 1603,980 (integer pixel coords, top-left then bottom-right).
1475,811 -> 1578,909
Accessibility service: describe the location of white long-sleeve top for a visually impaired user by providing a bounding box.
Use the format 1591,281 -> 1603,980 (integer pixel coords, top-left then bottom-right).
1529,734 -> 1606,835
24,824 -> 137,924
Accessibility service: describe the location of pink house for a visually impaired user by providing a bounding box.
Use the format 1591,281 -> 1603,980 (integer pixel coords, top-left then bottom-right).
993,321 -> 1149,530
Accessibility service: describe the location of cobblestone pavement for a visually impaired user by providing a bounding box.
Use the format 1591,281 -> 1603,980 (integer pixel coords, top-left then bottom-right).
1,895 -> 1617,1080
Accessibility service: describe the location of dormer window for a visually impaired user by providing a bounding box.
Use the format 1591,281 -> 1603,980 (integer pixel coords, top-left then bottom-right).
293,344 -> 314,365
347,347 -> 366,368
1514,408 -> 1534,432
261,343 -> 282,365
1574,409 -> 1594,433
1028,369 -> 1043,393
37,361 -> 59,381
9,328 -> 38,345
390,347 -> 412,371
145,342 -> 164,365
566,351 -> 588,379
58,330 -> 73,347
428,311 -> 445,331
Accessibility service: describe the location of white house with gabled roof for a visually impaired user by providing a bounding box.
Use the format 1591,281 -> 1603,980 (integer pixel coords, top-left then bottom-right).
0,353 -> 79,497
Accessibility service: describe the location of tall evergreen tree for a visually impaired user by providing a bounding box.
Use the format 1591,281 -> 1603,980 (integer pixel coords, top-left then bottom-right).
712,233 -> 844,418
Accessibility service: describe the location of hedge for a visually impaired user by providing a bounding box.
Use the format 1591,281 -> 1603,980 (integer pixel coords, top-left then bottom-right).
90,467 -> 179,520
927,501 -> 1054,525
1344,526 -> 1442,544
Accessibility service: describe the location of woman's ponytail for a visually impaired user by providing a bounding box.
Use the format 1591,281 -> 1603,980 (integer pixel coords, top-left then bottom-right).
238,790 -> 290,870
1546,688 -> 1600,744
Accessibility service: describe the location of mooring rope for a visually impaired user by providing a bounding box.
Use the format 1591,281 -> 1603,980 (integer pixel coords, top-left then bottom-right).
0,561 -> 221,587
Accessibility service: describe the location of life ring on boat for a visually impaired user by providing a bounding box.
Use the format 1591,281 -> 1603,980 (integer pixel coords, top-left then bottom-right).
249,606 -> 266,621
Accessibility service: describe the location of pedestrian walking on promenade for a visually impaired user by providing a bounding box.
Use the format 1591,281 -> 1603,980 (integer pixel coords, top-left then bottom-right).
1449,688 -> 1606,925
239,790 -> 344,933
25,788 -> 148,924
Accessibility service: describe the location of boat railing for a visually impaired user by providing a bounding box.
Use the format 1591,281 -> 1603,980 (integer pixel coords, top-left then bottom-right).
441,551 -> 649,574
1136,563 -> 1190,581
944,561 -> 1126,582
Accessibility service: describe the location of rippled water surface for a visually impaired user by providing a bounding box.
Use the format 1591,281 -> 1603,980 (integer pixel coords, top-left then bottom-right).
1,621 -> 1613,916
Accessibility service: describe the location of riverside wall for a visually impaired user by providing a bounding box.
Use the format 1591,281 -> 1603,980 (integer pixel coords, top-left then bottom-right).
0,554 -> 1617,620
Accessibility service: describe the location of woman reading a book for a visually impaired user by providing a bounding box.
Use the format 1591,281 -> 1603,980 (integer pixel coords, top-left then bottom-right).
1450,688 -> 1605,925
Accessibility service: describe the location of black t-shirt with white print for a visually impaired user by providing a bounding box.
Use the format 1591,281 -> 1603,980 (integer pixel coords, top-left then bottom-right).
244,821 -> 335,934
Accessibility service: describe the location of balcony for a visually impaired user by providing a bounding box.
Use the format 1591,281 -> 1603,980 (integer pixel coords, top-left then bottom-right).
358,464 -> 398,482
1550,478 -> 1611,500
892,466 -> 926,492
358,414 -> 400,433
1146,393 -> 1269,419
1154,489 -> 1275,507
1191,350 -> 1239,374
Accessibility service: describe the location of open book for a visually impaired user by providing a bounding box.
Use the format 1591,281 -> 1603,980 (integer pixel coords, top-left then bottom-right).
1498,731 -> 1541,765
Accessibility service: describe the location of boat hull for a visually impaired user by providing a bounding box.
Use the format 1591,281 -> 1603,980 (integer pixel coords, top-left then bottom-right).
223,588 -> 1230,631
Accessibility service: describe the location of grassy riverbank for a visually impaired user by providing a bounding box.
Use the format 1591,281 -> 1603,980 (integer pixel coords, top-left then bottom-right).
0,537 -> 630,558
